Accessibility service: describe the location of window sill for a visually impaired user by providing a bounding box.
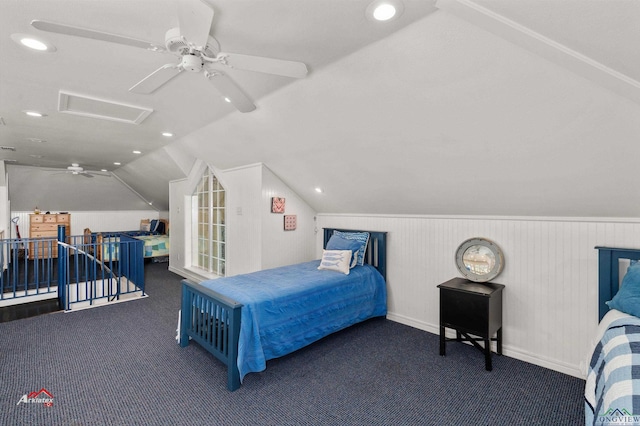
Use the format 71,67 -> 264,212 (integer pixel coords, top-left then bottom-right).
183,265 -> 223,282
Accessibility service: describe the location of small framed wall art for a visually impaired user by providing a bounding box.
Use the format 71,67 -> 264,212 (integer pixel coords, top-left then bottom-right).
284,215 -> 297,231
271,197 -> 285,213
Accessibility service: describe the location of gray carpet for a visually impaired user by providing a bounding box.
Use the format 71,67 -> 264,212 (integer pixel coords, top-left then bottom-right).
1,262 -> 585,425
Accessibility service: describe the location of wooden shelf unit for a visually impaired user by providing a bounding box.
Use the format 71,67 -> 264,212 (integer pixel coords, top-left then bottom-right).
29,213 -> 71,259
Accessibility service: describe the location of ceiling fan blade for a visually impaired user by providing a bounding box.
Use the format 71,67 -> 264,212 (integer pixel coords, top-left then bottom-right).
177,0 -> 215,49
79,173 -> 94,178
31,20 -> 165,52
129,64 -> 183,94
221,53 -> 308,79
205,71 -> 256,113
85,170 -> 111,177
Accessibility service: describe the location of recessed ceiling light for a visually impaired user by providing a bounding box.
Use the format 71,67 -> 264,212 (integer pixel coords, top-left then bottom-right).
374,4 -> 396,20
10,33 -> 56,52
22,38 -> 47,50
23,110 -> 46,118
315,187 -> 324,193
27,138 -> 46,143
133,150 -> 142,154
366,1 -> 403,22
114,162 -> 121,166
224,97 -> 231,103
101,169 -> 108,172
162,132 -> 173,137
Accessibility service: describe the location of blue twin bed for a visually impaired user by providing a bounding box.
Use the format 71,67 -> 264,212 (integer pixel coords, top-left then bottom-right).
585,247 -> 640,425
179,228 -> 387,391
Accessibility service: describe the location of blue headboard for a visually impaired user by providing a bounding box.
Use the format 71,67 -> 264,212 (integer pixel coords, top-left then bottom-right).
596,246 -> 640,321
323,228 -> 387,281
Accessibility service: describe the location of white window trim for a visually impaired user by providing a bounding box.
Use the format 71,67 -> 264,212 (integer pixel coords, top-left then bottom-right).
189,165 -> 226,277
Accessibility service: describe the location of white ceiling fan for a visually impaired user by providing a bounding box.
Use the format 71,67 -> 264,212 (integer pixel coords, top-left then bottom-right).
30,0 -> 308,113
53,163 -> 110,178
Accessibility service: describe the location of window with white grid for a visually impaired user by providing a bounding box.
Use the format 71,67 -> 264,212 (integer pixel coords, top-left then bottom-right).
192,168 -> 225,276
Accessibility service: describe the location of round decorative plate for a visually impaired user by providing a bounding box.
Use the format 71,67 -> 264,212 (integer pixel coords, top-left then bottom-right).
455,237 -> 504,283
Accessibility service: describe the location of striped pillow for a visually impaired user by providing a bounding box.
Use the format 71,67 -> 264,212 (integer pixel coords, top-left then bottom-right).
333,231 -> 370,266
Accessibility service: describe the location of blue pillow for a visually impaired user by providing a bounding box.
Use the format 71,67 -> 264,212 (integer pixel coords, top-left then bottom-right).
326,234 -> 362,268
332,230 -> 370,266
607,263 -> 640,317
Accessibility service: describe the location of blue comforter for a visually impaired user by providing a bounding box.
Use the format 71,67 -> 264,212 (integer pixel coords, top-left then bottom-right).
585,315 -> 640,425
199,260 -> 387,381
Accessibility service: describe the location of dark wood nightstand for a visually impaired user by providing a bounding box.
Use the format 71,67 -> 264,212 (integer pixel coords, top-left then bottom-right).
438,277 -> 505,371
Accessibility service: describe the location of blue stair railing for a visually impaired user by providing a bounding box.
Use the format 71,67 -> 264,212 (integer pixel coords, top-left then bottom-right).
0,225 -> 144,311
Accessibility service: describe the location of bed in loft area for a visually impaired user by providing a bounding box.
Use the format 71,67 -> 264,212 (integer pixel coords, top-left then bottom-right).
178,228 -> 388,391
585,247 -> 640,426
92,219 -> 169,262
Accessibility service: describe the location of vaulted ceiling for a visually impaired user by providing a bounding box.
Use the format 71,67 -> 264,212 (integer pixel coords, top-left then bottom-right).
1,1 -> 639,216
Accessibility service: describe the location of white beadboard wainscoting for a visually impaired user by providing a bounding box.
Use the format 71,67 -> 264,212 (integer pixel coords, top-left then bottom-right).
9,210 -> 161,237
316,214 -> 640,379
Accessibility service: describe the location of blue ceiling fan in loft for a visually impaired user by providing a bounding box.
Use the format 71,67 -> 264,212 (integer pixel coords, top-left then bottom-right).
30,0 -> 308,113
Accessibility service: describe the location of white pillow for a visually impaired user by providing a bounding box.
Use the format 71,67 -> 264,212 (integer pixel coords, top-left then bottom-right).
317,250 -> 353,275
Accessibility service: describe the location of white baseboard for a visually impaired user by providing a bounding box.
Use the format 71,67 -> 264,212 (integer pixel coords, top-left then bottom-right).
386,311 -> 585,380
0,291 -> 57,307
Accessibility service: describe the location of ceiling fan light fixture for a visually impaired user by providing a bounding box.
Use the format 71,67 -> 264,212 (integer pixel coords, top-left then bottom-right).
181,54 -> 204,72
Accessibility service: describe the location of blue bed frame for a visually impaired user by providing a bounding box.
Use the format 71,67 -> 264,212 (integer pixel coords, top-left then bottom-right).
179,228 -> 387,391
596,246 -> 640,322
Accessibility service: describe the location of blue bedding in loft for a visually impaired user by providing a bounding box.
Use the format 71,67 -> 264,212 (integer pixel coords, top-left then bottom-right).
585,315 -> 640,425
198,260 -> 387,381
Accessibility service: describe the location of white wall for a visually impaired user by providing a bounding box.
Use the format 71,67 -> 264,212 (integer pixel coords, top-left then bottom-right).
0,161 -> 9,238
7,165 -> 159,213
223,164 -> 263,276
10,210 -> 160,237
169,162 -> 316,281
261,166 -> 317,270
315,213 -> 640,379
168,177 -> 188,275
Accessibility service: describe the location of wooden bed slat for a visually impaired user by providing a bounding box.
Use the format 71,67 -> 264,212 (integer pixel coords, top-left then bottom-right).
180,280 -> 242,391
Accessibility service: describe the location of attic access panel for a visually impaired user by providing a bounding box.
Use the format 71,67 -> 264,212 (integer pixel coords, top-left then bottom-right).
58,91 -> 152,124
